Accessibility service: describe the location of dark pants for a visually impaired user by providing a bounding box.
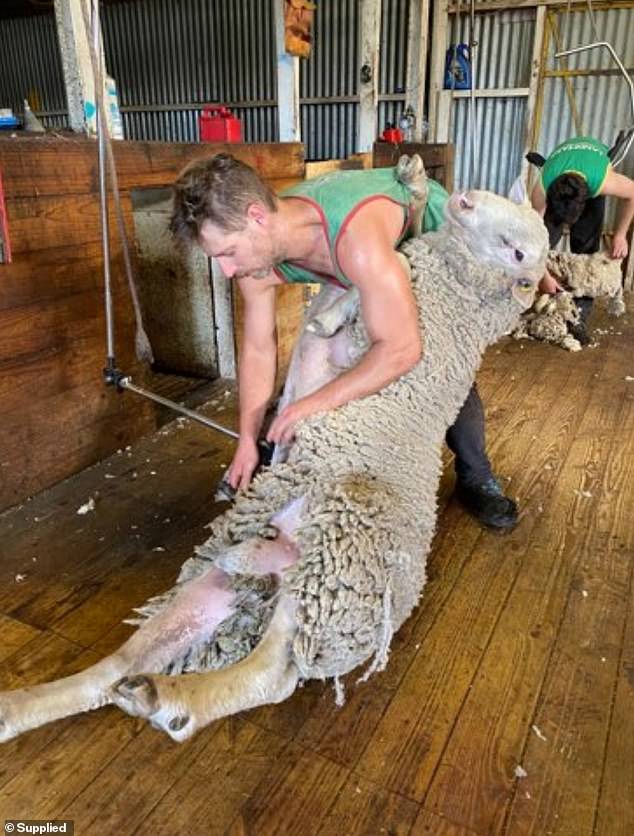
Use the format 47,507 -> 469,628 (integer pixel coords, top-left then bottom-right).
544,195 -> 605,321
445,383 -> 493,485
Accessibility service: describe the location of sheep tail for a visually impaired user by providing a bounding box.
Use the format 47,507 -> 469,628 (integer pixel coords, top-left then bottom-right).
396,154 -> 428,203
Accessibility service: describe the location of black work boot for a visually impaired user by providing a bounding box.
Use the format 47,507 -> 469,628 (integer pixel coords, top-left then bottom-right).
455,477 -> 518,530
568,320 -> 591,346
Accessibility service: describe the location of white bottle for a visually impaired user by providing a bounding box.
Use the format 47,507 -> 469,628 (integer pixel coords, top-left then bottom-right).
23,99 -> 45,133
106,75 -> 124,139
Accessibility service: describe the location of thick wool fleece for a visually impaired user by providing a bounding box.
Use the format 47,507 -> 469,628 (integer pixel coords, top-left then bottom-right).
129,232 -> 527,684
512,251 -> 626,351
547,251 -> 624,313
513,290 -> 583,352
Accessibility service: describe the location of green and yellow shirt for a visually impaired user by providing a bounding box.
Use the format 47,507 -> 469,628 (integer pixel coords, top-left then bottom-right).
541,136 -> 610,198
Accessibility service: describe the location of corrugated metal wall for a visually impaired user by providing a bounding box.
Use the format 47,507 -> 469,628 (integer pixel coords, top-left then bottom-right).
446,3 -> 634,214
103,0 -> 278,143
0,13 -> 68,129
300,0 -> 359,160
448,8 -> 535,194
378,0 -> 409,137
536,6 -> 634,229
0,0 -> 411,160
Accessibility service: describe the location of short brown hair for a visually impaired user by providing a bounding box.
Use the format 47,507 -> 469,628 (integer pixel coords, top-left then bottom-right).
170,153 -> 277,242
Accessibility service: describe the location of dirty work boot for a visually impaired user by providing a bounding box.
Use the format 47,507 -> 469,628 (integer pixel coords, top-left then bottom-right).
455,477 -> 518,530
567,319 -> 591,346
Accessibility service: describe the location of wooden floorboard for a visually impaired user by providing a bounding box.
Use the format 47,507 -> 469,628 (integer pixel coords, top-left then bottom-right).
0,307 -> 633,835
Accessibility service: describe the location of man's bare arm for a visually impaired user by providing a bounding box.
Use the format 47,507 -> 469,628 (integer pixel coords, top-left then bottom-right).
228,273 -> 280,489
531,181 -> 547,217
602,170 -> 634,258
267,208 -> 422,444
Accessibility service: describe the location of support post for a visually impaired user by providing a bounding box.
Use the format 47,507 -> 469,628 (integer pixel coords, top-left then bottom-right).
428,0 -> 449,141
405,0 -> 429,141
358,0 -> 382,153
521,6 -> 546,188
274,0 -> 301,142
54,0 -> 105,134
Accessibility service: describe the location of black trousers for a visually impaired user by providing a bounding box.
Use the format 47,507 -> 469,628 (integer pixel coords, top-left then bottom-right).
544,195 -> 605,320
445,383 -> 494,485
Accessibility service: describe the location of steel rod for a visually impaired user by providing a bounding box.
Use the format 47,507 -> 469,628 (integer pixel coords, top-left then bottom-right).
118,377 -> 240,440
93,0 -> 115,362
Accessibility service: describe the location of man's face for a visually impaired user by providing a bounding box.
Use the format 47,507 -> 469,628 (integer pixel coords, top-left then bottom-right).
198,213 -> 276,280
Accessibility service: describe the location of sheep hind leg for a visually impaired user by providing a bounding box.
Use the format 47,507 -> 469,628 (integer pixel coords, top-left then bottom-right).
111,594 -> 299,742
0,566 -> 237,743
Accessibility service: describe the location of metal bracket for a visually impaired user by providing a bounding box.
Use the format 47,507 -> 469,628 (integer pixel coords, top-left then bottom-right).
556,42 -> 634,167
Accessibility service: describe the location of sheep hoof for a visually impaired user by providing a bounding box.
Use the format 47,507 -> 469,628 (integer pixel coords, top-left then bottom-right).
168,715 -> 190,732
112,675 -> 159,717
306,315 -> 339,338
112,675 -> 196,741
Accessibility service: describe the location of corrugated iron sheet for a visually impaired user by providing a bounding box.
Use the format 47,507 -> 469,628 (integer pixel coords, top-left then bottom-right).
449,8 -> 535,89
0,0 -> 412,160
448,8 -> 535,192
0,12 -> 68,129
453,95 -> 528,193
102,0 -> 277,143
536,5 -> 634,229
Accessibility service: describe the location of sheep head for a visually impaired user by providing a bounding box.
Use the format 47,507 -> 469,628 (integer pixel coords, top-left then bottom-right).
443,189 -> 549,307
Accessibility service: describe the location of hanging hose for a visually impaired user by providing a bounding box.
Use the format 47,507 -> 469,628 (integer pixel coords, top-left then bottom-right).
81,0 -> 154,365
468,0 -> 479,189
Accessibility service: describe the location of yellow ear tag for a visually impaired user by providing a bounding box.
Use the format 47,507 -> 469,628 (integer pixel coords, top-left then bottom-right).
512,277 -> 536,308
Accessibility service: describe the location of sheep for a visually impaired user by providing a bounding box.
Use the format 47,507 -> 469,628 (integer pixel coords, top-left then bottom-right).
512,289 -> 584,352
548,251 -> 625,316
512,251 -> 625,351
0,179 -> 549,744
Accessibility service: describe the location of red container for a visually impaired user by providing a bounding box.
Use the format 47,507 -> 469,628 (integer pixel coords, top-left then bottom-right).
381,126 -> 404,144
199,105 -> 243,143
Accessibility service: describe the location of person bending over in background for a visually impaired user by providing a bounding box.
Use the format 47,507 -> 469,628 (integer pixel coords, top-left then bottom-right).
531,135 -> 634,344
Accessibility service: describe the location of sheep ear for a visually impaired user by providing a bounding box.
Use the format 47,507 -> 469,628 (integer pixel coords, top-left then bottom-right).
508,176 -> 528,206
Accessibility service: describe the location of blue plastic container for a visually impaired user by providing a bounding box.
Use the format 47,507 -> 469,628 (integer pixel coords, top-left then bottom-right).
0,113 -> 19,129
444,44 -> 472,90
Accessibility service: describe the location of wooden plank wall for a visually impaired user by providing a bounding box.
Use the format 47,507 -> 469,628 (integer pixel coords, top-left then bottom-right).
373,141 -> 455,191
0,136 -> 305,514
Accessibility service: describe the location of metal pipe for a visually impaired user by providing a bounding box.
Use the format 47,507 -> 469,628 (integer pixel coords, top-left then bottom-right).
93,0 -> 115,363
555,41 -> 634,165
118,377 -> 240,440
86,3 -> 243,449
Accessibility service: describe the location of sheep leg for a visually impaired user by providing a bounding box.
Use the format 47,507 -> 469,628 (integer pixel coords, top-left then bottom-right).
110,594 -> 299,742
305,252 -> 412,339
306,287 -> 360,338
110,500 -> 306,741
0,566 -> 238,742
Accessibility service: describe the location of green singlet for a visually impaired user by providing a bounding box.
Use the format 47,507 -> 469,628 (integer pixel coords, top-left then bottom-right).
274,167 -> 449,288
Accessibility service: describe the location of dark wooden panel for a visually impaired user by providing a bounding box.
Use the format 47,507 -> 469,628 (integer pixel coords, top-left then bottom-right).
373,141 -> 455,191
0,136 -> 305,198
0,242 -> 112,312
7,193 -> 134,254
0,136 -> 307,513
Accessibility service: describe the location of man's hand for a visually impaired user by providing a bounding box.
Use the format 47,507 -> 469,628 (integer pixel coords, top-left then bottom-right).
266,399 -> 311,446
227,436 -> 260,490
538,270 -> 563,295
611,233 -> 629,259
